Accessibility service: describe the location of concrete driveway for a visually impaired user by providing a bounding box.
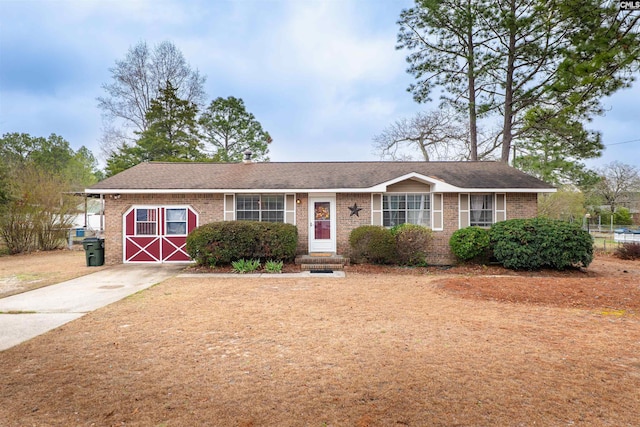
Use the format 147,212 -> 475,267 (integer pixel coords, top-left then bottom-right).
0,264 -> 185,351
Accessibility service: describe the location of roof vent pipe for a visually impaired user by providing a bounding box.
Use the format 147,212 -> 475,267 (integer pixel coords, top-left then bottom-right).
243,149 -> 253,164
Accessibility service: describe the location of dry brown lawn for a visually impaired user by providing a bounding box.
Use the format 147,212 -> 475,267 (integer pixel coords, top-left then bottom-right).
0,248 -> 107,298
0,251 -> 639,426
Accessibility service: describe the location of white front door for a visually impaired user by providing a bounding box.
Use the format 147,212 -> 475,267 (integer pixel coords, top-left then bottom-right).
308,195 -> 336,253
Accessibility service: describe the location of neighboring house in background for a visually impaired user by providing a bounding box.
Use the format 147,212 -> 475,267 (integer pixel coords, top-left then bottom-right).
620,192 -> 640,225
85,159 -> 555,265
70,197 -> 104,236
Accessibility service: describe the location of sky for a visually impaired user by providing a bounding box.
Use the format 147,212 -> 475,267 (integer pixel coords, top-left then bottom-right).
1,0 -> 639,173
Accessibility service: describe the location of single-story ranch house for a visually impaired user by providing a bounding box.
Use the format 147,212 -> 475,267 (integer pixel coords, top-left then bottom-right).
86,160 -> 555,265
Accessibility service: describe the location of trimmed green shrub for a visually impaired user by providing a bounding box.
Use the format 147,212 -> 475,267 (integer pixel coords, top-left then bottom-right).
185,221 -> 297,266
490,218 -> 593,270
252,221 -> 298,260
391,223 -> 433,266
349,225 -> 396,264
615,242 -> 640,260
449,226 -> 491,262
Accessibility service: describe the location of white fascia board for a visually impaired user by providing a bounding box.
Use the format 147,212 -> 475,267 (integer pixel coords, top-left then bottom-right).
362,172 -> 556,193
373,172 -> 459,192
86,185 -> 556,195
449,187 -> 556,193
86,188 -> 369,194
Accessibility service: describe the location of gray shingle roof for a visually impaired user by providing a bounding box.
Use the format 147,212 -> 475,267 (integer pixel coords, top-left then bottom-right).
87,161 -> 554,192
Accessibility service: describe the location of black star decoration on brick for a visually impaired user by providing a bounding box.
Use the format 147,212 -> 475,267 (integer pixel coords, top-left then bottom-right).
348,203 -> 363,217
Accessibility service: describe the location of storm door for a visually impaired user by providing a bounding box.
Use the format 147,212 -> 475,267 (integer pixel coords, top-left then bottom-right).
308,196 -> 336,253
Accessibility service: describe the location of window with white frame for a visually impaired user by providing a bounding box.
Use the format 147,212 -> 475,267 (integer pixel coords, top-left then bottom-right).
136,208 -> 157,235
470,194 -> 493,227
236,194 -> 284,222
383,193 -> 430,227
165,208 -> 187,235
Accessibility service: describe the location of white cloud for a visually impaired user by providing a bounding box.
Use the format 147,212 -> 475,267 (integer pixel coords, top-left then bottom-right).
270,1 -> 400,84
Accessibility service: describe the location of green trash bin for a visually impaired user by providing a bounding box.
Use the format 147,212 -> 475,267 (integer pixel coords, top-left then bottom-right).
82,237 -> 105,266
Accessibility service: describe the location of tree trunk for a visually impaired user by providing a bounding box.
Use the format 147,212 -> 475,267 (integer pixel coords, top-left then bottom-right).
417,136 -> 430,161
466,0 -> 478,161
501,0 -> 517,164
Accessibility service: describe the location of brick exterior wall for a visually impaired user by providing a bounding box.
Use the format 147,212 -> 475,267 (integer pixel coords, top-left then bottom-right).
506,193 -> 538,219
335,193 -> 371,255
426,193 -> 460,265
103,191 -> 538,266
295,193 -> 308,254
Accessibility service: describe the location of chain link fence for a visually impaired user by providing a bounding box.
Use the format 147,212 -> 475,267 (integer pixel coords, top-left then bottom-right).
584,221 -> 640,253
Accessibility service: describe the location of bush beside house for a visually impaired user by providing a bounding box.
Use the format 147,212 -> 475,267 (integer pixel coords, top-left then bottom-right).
349,226 -> 397,265
448,218 -> 594,270
490,218 -> 593,270
186,221 -> 297,266
391,224 -> 433,266
349,224 -> 432,266
449,227 -> 491,262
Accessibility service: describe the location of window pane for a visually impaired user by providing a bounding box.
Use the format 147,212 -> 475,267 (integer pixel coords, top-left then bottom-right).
136,208 -> 155,222
470,194 -> 493,227
136,210 -> 148,221
383,193 -> 430,227
166,222 -> 186,235
406,194 -> 422,210
236,195 -> 259,210
383,211 -> 405,227
262,195 -> 284,222
236,195 -> 260,221
407,211 -> 430,226
262,211 -> 284,222
262,195 -> 284,210
236,195 -> 285,223
237,211 -> 260,221
166,208 -> 186,222
165,208 -> 187,235
315,220 -> 331,239
136,209 -> 157,235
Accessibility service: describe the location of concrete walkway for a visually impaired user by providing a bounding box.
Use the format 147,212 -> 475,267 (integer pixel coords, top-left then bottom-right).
0,264 -> 185,351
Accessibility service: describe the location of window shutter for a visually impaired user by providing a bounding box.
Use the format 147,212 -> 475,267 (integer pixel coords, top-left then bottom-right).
459,194 -> 470,229
285,194 -> 296,224
432,193 -> 443,231
495,193 -> 506,222
224,194 -> 235,221
371,193 -> 382,226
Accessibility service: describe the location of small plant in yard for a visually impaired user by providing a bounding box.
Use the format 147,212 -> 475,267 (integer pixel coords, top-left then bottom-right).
264,259 -> 284,273
615,242 -> 640,260
231,258 -> 261,273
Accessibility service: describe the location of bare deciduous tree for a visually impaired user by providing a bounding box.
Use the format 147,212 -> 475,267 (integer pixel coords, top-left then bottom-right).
591,161 -> 640,214
373,110 -> 496,161
97,41 -> 206,157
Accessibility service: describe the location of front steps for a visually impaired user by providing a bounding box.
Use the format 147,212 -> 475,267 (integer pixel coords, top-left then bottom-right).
295,253 -> 349,272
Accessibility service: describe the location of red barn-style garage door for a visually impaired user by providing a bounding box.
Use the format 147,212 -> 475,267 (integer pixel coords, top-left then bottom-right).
123,205 -> 198,263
